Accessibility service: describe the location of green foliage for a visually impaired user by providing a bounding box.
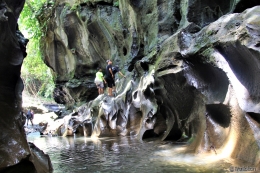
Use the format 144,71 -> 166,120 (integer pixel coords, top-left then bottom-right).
19,0 -> 55,99
113,0 -> 119,7
71,4 -> 79,11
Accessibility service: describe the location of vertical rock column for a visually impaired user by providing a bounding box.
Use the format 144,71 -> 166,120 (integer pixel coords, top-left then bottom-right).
0,0 -> 30,169
0,0 -> 52,172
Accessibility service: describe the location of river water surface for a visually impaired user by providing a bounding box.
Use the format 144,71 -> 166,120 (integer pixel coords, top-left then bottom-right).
27,135 -> 233,173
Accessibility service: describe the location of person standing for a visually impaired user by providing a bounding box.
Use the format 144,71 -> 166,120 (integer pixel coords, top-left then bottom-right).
26,109 -> 34,126
95,68 -> 107,95
112,65 -> 126,78
106,60 -> 114,96
111,65 -> 126,95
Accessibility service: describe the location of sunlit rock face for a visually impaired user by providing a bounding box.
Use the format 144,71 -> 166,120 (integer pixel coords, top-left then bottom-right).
39,0 -> 260,105
0,0 -> 52,172
40,0 -> 260,167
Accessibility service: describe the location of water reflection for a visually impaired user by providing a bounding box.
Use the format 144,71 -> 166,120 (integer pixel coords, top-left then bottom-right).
27,135 -> 232,173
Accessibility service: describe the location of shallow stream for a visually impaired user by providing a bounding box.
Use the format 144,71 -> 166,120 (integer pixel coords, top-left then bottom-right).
27,135 -> 234,173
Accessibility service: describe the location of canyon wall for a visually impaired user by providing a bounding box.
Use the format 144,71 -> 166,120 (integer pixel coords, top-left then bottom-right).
38,0 -> 260,166
1,0 -> 260,171
0,0 -> 52,172
37,0 -> 260,166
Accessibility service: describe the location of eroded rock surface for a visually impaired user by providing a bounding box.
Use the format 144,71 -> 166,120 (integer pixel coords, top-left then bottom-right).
38,0 -> 260,167
0,0 -> 52,172
1,0 -> 260,171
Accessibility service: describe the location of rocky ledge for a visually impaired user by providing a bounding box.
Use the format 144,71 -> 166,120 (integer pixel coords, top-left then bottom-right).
1,0 -> 260,172
39,1 -> 260,167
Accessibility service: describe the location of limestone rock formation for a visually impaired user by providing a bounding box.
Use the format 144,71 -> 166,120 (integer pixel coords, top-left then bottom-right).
1,0 -> 260,171
37,0 -> 260,167
0,0 -> 52,172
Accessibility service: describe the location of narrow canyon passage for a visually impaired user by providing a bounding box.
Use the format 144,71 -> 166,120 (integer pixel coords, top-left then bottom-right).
1,0 -> 260,172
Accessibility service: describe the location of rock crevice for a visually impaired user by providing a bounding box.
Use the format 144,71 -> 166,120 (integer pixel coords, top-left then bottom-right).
39,1 -> 260,166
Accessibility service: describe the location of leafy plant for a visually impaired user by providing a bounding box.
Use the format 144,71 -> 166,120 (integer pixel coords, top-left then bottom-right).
113,0 -> 119,7
71,4 -> 79,11
19,0 -> 55,99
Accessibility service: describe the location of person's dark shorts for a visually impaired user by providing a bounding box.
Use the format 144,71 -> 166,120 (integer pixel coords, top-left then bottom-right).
26,114 -> 32,120
106,77 -> 115,88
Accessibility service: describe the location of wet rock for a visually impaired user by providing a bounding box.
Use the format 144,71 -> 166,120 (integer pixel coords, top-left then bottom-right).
28,142 -> 53,173
0,1 -> 8,22
0,160 -> 36,173
38,1 -> 260,167
0,1 -> 53,171
2,0 -> 260,170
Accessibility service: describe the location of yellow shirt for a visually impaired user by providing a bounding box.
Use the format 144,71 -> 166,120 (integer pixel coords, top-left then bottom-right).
96,71 -> 103,82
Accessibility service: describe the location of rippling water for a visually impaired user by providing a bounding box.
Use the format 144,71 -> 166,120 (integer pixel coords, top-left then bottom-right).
27,134 -> 232,173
